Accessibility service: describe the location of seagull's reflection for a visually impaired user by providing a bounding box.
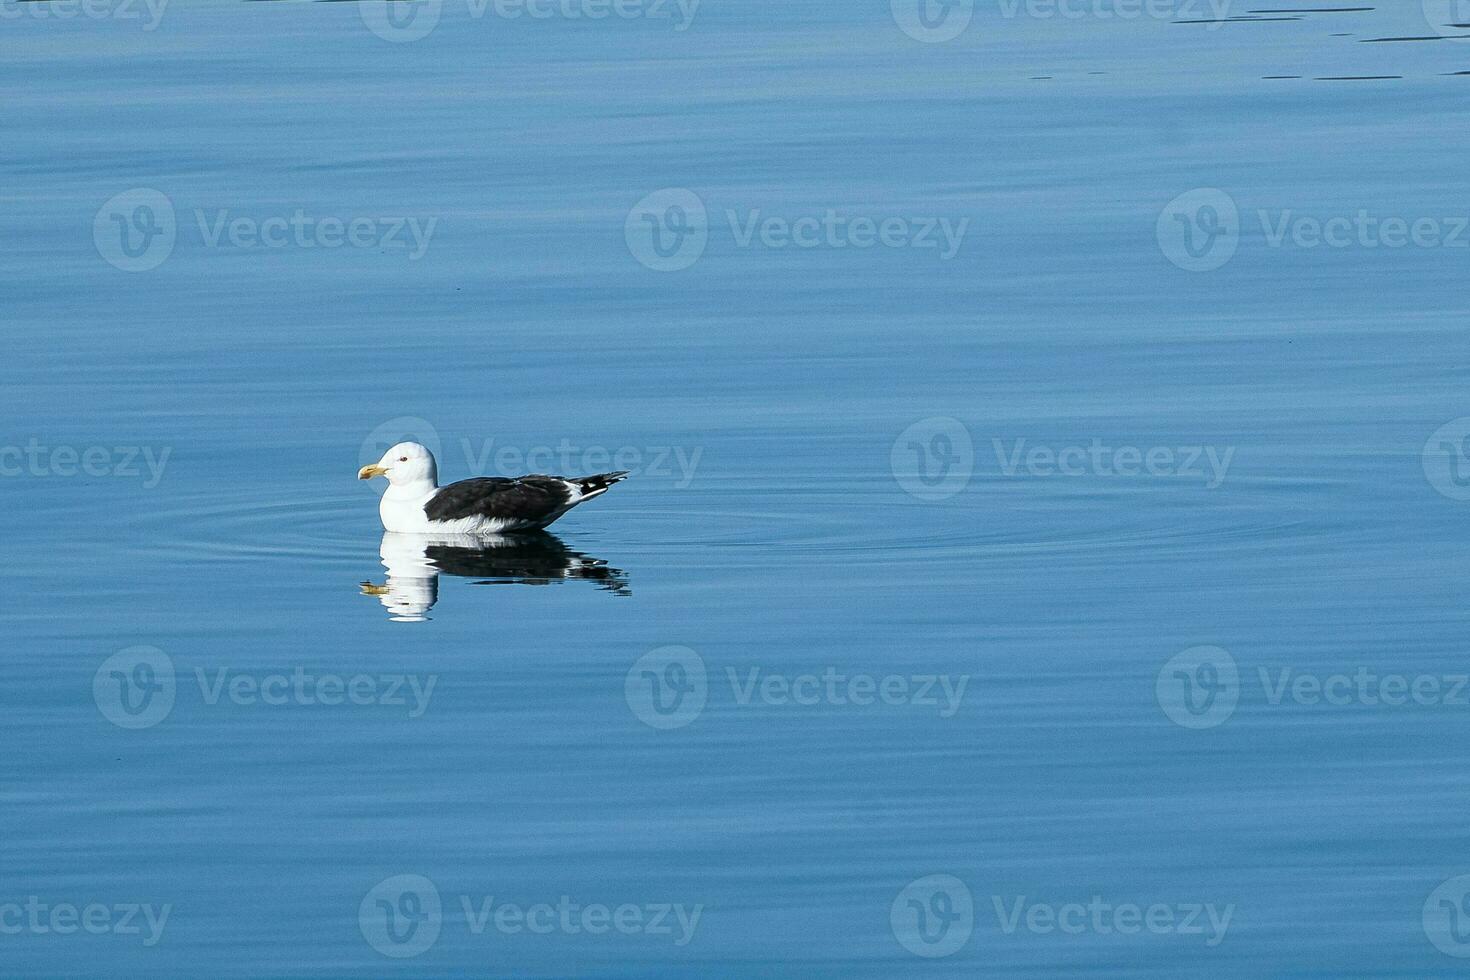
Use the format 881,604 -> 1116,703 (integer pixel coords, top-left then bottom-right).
361,531 -> 630,621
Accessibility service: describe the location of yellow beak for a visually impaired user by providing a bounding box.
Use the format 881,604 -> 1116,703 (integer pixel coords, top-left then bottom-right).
358,464 -> 389,480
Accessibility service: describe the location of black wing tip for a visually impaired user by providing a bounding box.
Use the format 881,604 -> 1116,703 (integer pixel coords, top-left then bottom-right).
573,471 -> 631,493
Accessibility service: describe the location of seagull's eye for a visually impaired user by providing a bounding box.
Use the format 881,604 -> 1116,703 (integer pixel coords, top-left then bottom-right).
398,456 -> 408,462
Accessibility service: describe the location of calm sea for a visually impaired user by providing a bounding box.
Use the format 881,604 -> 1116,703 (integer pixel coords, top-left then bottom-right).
5,0 -> 1470,975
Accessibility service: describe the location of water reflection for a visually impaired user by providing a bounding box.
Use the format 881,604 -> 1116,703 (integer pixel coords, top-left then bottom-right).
361,531 -> 631,621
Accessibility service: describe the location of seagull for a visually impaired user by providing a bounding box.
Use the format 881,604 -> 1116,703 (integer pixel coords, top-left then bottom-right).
358,442 -> 628,534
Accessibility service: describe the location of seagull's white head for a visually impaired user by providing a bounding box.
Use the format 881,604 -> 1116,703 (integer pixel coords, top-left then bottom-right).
358,441 -> 438,488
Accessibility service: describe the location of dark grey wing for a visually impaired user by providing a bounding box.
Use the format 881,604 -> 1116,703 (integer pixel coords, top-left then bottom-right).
423,476 -> 572,525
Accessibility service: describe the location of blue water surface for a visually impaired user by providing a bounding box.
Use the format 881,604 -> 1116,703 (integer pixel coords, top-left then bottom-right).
4,0 -> 1470,975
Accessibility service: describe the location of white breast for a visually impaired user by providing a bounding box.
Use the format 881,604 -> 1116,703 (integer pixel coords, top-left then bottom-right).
378,490 -> 438,533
